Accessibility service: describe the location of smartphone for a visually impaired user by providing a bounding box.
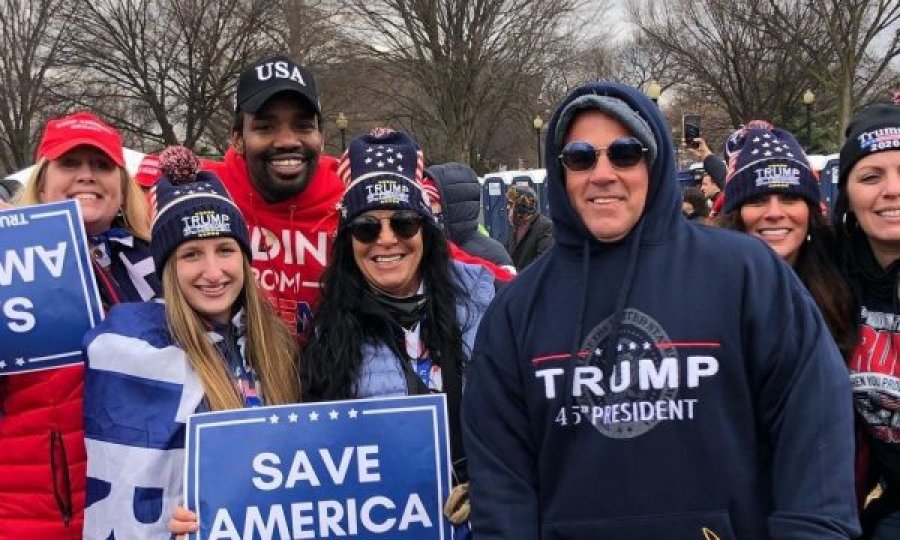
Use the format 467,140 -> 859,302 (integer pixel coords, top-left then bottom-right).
683,114 -> 701,148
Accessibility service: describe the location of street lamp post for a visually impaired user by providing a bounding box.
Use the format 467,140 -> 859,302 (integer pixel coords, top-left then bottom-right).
533,115 -> 544,169
646,80 -> 662,105
336,112 -> 348,152
802,90 -> 815,150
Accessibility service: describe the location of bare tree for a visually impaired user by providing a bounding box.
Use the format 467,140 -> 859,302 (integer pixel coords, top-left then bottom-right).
629,0 -> 822,128
343,0 -> 596,164
758,0 -> 900,138
63,0 -> 281,149
0,0 -> 75,173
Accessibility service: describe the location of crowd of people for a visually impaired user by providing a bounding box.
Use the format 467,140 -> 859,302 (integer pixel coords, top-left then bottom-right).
1,52 -> 899,539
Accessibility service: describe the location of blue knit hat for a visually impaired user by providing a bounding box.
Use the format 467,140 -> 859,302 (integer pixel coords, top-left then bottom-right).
722,122 -> 819,214
337,129 -> 434,225
150,146 -> 250,274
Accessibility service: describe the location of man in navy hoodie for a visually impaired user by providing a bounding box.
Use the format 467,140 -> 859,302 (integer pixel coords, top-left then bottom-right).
462,81 -> 859,539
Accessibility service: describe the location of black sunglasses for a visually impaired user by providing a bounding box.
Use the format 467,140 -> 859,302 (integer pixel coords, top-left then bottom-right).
559,137 -> 647,171
347,211 -> 423,243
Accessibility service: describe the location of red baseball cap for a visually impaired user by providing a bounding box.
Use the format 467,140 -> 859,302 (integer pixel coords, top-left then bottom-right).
134,154 -> 162,187
36,112 -> 125,167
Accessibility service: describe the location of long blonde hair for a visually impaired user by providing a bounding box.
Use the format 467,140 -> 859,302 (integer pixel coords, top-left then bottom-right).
161,257 -> 300,410
15,157 -> 151,240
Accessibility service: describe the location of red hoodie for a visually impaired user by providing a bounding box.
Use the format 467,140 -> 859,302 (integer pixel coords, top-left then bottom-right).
204,149 -> 344,333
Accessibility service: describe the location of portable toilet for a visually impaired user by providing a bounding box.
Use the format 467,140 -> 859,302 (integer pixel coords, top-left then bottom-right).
818,158 -> 840,215
481,173 -> 510,245
531,169 -> 549,216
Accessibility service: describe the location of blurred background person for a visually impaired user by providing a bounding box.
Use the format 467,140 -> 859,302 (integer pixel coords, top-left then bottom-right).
681,186 -> 710,222
504,184 -> 553,271
424,162 -> 513,268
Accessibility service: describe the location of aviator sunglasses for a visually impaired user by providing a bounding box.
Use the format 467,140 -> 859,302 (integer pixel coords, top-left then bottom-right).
559,137 -> 647,171
347,211 -> 424,243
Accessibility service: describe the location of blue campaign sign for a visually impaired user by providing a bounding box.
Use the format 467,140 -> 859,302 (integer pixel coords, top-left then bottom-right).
0,200 -> 102,375
185,394 -> 453,540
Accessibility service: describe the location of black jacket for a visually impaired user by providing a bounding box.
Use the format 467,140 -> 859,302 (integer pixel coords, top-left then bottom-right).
426,163 -> 513,267
504,214 -> 553,270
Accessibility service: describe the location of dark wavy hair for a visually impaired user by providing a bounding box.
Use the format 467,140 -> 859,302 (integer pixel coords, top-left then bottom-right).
300,218 -> 476,473
717,204 -> 857,357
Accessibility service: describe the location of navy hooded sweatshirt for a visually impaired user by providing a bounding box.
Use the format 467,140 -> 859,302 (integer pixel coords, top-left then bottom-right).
462,82 -> 859,539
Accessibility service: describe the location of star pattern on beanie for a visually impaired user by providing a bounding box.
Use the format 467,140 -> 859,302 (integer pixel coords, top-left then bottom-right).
722,122 -> 819,214
336,129 -> 433,225
150,146 -> 250,273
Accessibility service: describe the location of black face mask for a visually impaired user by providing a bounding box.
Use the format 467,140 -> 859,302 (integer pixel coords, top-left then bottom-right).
363,286 -> 428,330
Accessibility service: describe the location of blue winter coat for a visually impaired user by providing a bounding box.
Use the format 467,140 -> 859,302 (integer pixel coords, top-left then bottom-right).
355,260 -> 495,398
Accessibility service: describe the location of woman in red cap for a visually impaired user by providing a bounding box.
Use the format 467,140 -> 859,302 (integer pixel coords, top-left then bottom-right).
0,111 -> 161,538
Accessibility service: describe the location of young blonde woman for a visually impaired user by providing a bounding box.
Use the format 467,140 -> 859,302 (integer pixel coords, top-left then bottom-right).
81,147 -> 299,538
0,112 -> 158,538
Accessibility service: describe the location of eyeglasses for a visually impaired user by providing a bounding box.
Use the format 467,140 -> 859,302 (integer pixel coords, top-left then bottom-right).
559,138 -> 647,171
347,211 -> 423,243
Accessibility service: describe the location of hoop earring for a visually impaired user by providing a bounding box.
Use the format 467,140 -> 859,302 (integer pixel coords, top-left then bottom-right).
806,233 -> 812,243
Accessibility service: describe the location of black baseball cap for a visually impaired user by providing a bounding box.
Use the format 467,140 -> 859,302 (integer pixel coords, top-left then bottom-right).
235,55 -> 320,116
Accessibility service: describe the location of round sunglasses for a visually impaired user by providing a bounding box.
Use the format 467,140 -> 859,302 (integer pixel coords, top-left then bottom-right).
559,137 -> 647,171
347,211 -> 424,243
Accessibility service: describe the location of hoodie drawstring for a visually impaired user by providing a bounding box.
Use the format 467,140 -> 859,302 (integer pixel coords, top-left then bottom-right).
563,220 -> 646,409
562,240 -> 592,408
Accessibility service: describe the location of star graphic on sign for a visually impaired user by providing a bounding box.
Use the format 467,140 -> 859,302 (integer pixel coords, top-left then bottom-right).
348,409 -> 359,419
269,414 -> 279,424
764,150 -> 773,157
15,358 -> 25,366
309,411 -> 319,421
329,410 -> 339,420
365,157 -> 372,164
288,412 -> 299,423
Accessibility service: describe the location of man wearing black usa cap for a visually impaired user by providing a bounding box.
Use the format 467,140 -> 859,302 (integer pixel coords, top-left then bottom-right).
204,55 -> 344,334
463,81 -> 859,539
